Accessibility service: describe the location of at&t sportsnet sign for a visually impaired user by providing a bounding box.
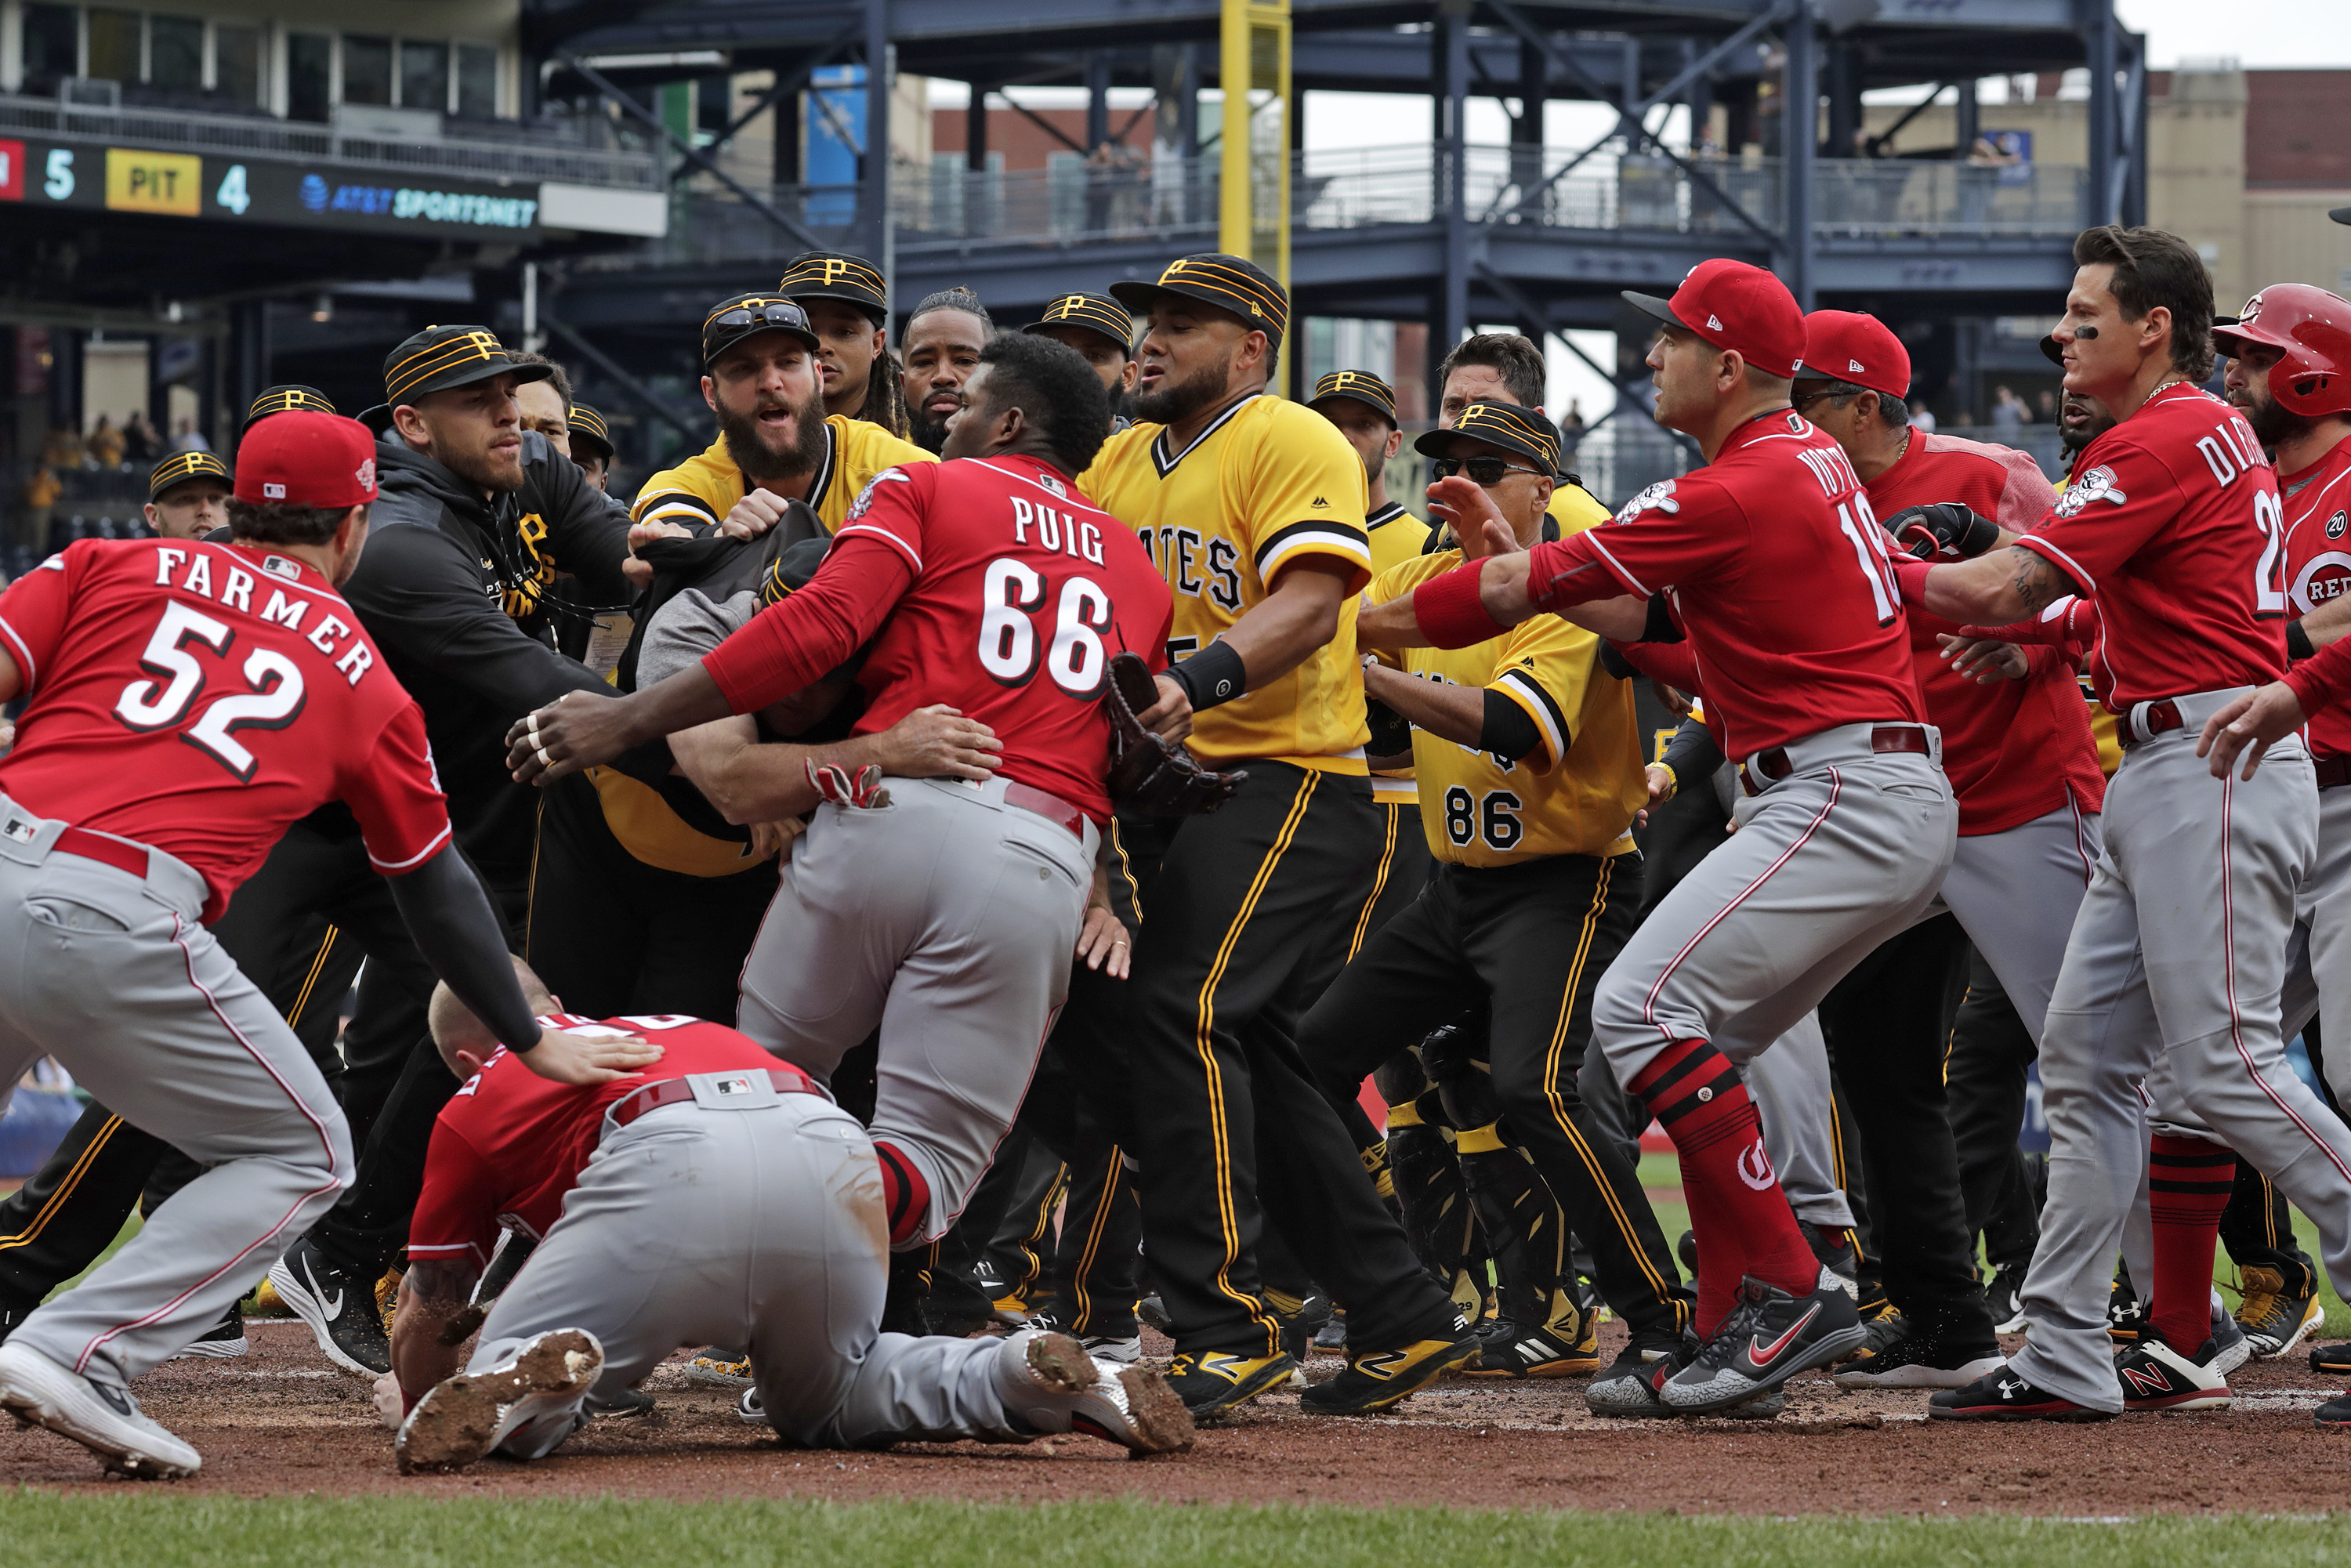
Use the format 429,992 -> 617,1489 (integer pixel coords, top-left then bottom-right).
297,173 -> 537,230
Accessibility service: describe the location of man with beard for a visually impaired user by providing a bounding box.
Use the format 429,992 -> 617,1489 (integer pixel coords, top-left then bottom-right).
901,288 -> 991,454
269,327 -> 637,1378
775,250 -> 908,436
1024,292 -> 1139,426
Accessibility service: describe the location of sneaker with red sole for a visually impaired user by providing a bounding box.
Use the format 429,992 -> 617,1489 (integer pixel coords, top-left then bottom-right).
1927,1364 -> 2115,1422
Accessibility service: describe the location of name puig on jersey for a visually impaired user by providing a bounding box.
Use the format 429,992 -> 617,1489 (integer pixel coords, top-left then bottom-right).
1009,495 -> 1108,567
1136,524 -> 1241,611
149,545 -> 375,686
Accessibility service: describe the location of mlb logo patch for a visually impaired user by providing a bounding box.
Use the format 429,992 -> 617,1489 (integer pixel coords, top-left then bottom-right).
263,482 -> 286,499
712,1074 -> 755,1096
1,817 -> 36,844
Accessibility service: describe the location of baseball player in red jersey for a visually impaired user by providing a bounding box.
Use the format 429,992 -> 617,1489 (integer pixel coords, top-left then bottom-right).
1361,259 -> 1958,1414
1898,226 -> 2351,1421
386,977 -> 1189,1471
0,412 -> 654,1478
509,333 -> 1171,1251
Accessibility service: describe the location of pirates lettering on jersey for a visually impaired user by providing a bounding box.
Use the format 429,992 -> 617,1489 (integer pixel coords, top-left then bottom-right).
145,544 -> 375,686
1138,527 -> 1244,610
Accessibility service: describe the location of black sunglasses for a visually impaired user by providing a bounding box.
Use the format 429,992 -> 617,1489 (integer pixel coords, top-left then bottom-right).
708,302 -> 808,333
1429,455 -> 1545,484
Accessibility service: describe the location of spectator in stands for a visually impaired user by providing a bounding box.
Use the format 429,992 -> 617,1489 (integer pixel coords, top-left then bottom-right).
172,417 -> 211,453
513,353 -> 575,458
20,466 -> 60,550
1990,385 -> 2027,431
121,410 -> 158,465
2035,388 -> 2059,424
87,415 -> 124,469
1908,398 -> 1938,433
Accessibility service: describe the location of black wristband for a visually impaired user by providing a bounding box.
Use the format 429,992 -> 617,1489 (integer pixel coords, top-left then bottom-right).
2288,619 -> 2317,662
1165,640 -> 1248,712
1639,592 -> 1683,644
1599,643 -> 1639,681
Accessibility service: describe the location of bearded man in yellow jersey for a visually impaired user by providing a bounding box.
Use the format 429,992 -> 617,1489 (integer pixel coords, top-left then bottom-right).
1074,255 -> 1477,1420
1299,404 -> 1696,1386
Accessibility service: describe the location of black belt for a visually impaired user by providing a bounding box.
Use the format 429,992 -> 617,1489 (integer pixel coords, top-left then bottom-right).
608,1069 -> 819,1130
1741,726 -> 1930,797
2118,699 -> 2185,751
2316,755 -> 2351,791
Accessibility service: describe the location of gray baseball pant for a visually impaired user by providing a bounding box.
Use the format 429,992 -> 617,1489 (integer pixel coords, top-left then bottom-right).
2008,691 -> 2351,1411
471,1085 -> 1029,1456
2280,780 -> 2351,1103
1939,799 -> 2103,1042
734,776 -> 1096,1247
1740,1014 -> 1856,1230
0,794 -> 350,1389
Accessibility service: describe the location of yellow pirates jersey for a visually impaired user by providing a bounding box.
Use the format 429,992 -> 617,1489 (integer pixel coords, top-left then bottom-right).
630,415 -> 934,536
1368,549 -> 1644,867
1365,499 -> 1433,806
1081,394 -> 1373,773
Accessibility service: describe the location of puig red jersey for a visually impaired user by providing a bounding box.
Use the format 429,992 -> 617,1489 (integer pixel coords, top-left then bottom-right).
2279,436 -> 2351,760
701,454 -> 1175,821
407,1013 -> 812,1268
2015,384 -> 2286,707
1523,410 -> 1925,760
0,538 -> 450,921
1865,432 -> 2106,832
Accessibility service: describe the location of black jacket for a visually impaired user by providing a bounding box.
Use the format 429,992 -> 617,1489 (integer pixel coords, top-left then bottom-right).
342,430 -> 632,885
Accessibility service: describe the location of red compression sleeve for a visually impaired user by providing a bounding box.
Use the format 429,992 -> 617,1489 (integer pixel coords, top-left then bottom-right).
698,535 -> 915,714
1411,558 -> 1509,649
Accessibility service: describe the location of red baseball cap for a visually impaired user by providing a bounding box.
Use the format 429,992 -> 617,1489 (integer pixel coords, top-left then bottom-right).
232,410 -> 379,509
1623,259 -> 1806,381
1796,310 -> 1912,403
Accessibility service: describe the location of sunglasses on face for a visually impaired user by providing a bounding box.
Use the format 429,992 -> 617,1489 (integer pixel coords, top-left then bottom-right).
1429,455 -> 1545,484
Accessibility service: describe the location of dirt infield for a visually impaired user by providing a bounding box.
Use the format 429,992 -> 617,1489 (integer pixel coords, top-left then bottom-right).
7,1319 -> 2347,1514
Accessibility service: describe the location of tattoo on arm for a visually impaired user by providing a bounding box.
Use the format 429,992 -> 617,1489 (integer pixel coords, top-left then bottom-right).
2005,546 -> 2070,616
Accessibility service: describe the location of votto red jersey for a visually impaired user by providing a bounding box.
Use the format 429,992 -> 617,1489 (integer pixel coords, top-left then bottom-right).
1520,409 -> 1925,760
700,454 -> 1175,822
407,1013 -> 813,1267
1865,432 -> 2106,833
2014,383 -> 2287,707
2278,435 -> 2351,759
0,538 -> 450,922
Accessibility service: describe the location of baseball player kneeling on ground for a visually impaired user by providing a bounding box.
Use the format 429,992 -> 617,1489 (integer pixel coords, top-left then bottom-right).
382,969 -> 1190,1471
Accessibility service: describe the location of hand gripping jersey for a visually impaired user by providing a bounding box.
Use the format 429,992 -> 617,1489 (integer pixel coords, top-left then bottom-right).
2014,383 -> 2286,706
699,454 -> 1174,822
1520,409 -> 1926,761
2279,436 -> 2351,759
1080,394 -> 1374,772
1864,431 -> 2106,832
1366,500 -> 1433,808
0,538 -> 451,921
630,415 -> 935,537
1371,548 -> 1645,867
407,1013 -> 808,1267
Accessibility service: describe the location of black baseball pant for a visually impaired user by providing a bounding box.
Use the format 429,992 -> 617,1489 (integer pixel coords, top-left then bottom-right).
1943,945 -> 2045,1275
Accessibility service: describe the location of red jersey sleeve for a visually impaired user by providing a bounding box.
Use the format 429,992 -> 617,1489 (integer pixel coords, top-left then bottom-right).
700,534 -> 918,713
1992,448 -> 2060,532
342,700 -> 455,875
406,1119 -> 502,1269
0,552 -> 76,691
2014,440 -> 2176,597
1525,478 -> 1751,611
2287,634 -> 2351,718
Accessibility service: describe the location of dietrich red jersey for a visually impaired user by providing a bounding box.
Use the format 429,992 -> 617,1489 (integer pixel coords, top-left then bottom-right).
701,454 -> 1175,821
0,538 -> 450,921
1866,433 -> 2105,833
2278,436 -> 2351,759
407,1013 -> 812,1267
1521,409 -> 1925,759
2014,384 -> 2287,708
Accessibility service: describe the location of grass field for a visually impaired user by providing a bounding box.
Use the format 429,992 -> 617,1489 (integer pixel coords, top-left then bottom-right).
6,1496 -> 2351,1568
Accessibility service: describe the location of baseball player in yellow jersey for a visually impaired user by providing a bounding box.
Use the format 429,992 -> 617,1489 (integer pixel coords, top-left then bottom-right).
1072,254 -> 1477,1419
1296,404 -> 1695,1379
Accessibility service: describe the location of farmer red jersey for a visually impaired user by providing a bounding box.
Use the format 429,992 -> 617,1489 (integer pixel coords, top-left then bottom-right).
0,538 -> 449,922
408,1013 -> 810,1267
2279,436 -> 2351,759
1866,432 -> 2106,833
2013,384 -> 2287,708
701,454 -> 1174,821
1520,409 -> 1925,759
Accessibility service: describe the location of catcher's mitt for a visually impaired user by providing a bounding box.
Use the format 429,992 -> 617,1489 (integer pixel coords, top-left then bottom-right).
1104,651 -> 1246,815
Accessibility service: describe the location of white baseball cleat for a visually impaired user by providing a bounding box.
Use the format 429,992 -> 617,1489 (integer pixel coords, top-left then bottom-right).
0,1342 -> 201,1478
992,1328 -> 1194,1454
394,1327 -> 603,1474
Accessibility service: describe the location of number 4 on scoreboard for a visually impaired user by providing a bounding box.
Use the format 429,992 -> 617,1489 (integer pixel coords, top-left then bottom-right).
216,164 -> 250,215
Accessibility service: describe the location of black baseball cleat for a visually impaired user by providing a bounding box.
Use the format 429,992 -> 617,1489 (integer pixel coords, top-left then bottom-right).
269,1238 -> 391,1376
0,1290 -> 38,1349
2310,1342 -> 2351,1376
2114,1334 -> 2233,1411
1928,1365 -> 2114,1422
1164,1349 -> 1295,1420
2315,1390 -> 2351,1428
1299,1328 -> 1482,1415
1268,1288 -> 1335,1364
2106,1278 -> 2145,1345
1657,1272 -> 1864,1414
1798,1222 -> 1860,1300
1831,1333 -> 2003,1390
1462,1312 -> 1601,1378
165,1299 -> 248,1361
1984,1264 -> 2027,1334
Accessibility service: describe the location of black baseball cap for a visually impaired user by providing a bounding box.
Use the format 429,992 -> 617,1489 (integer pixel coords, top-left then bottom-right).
777,251 -> 889,327
759,535 -> 833,608
702,294 -> 822,368
1309,369 -> 1399,425
382,326 -> 551,409
1023,292 -> 1136,355
1414,402 -> 1561,476
244,384 -> 335,431
147,449 -> 231,502
2040,334 -> 2065,367
1110,254 -> 1289,342
567,403 -> 614,462
2333,206 -> 2351,226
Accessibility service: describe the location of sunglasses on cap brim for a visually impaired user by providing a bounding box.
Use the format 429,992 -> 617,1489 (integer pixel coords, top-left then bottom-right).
708,303 -> 810,335
1429,455 -> 1546,484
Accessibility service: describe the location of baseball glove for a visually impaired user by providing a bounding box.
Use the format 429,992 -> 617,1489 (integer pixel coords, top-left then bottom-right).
1104,651 -> 1246,815
1886,502 -> 2002,561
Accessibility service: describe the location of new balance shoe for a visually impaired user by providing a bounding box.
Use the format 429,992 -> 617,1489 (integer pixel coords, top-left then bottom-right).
2312,1342 -> 2351,1376
993,1329 -> 1194,1454
1299,1328 -> 1482,1415
1927,1365 -> 2113,1422
0,1342 -> 200,1478
269,1238 -> 391,1376
1165,1349 -> 1295,1419
685,1345 -> 755,1389
1984,1264 -> 2027,1334
1658,1271 -> 1864,1414
2236,1266 -> 2324,1360
1462,1309 -> 1600,1378
395,1327 -> 603,1473
165,1299 -> 248,1361
1831,1333 -> 2004,1390
2115,1334 -> 2233,1412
